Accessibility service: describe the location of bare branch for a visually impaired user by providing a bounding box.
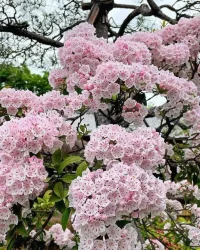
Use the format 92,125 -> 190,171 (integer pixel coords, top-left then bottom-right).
147,0 -> 177,24
117,4 -> 151,37
0,25 -> 63,47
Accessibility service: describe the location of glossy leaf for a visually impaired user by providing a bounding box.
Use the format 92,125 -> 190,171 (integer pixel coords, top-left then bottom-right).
52,148 -> 62,165
60,174 -> 77,184
53,182 -> 64,198
61,208 -> 70,230
76,161 -> 88,177
58,156 -> 84,174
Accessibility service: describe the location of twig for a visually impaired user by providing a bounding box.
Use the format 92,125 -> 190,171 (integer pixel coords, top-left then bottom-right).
26,207 -> 55,249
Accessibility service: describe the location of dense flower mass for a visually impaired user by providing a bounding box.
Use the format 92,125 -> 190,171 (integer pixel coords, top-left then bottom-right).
85,125 -> 166,172
113,39 -> 152,65
0,212 -> 18,244
1,16 -> 200,250
0,88 -> 38,115
157,17 -> 200,45
69,163 -> 166,249
0,110 -> 76,156
47,20 -> 200,128
0,111 -> 77,237
152,43 -> 190,67
48,224 -> 75,249
79,223 -> 142,250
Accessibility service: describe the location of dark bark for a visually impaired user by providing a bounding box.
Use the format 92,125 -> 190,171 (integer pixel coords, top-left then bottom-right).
0,25 -> 63,47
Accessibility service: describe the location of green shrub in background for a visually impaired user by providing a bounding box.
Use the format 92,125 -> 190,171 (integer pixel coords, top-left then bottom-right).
0,64 -> 52,95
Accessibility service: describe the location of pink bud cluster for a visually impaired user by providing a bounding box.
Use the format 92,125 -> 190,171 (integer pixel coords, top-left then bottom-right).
48,224 -> 75,249
85,125 -> 166,172
69,162 -> 166,249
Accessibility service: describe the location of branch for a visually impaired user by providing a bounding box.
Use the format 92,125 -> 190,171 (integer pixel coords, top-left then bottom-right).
147,0 -> 177,24
117,4 -> 151,37
0,25 -> 63,47
26,207 -> 55,249
60,20 -> 85,34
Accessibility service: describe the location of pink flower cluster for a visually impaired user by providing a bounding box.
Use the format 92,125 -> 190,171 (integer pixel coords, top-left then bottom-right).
144,239 -> 165,250
69,162 -> 166,249
0,88 -> 89,119
113,39 -> 151,65
155,70 -> 197,119
0,111 -> 76,156
0,111 -> 76,237
85,125 -> 166,172
49,22 -> 113,93
0,210 -> 18,244
122,98 -> 148,125
164,180 -> 200,201
157,17 -> 200,45
47,21 -> 200,127
152,43 -> 190,67
122,32 -> 163,49
64,22 -> 96,41
186,226 -> 200,247
156,17 -> 200,61
79,223 -> 141,250
48,224 -> 75,249
0,88 -> 38,115
85,60 -> 197,120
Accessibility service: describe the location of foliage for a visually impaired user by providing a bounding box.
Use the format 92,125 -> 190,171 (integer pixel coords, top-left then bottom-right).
0,64 -> 51,95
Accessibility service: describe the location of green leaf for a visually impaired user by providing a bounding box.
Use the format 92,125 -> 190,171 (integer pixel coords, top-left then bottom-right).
38,197 -> 45,203
58,156 -> 84,174
60,174 -> 77,184
6,225 -> 17,250
55,200 -> 66,214
61,208 -> 70,230
52,148 -> 62,165
80,125 -> 85,133
17,221 -> 28,237
53,182 -> 64,198
49,193 -> 63,203
43,190 -> 52,202
76,161 -> 88,177
6,236 -> 15,250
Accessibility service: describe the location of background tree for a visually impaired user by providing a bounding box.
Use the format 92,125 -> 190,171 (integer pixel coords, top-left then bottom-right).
0,64 -> 51,95
0,0 -> 200,68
